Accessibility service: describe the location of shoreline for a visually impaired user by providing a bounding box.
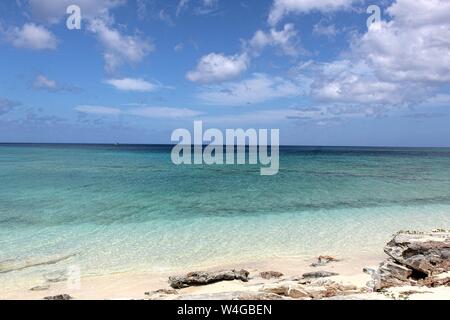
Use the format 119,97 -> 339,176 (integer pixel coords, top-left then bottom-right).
1,231 -> 449,300
0,252 -> 398,300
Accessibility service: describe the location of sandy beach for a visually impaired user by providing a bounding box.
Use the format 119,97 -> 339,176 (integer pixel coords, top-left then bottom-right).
2,249 -> 449,300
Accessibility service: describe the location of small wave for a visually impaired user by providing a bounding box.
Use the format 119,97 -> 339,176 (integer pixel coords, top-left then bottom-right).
0,253 -> 77,274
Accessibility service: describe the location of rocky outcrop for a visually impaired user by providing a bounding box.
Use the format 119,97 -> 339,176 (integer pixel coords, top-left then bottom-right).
169,269 -> 249,289
368,230 -> 450,290
160,230 -> 449,300
384,230 -> 450,276
260,279 -> 360,299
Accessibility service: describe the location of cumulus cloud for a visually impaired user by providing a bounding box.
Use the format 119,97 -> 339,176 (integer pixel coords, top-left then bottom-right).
25,0 -> 151,73
197,73 -> 305,106
87,19 -> 154,73
247,23 -> 299,57
4,23 -> 57,50
187,23 -> 299,83
299,0 -> 450,113
104,78 -> 160,92
187,53 -> 249,83
268,0 -> 356,25
356,0 -> 450,84
75,105 -> 203,119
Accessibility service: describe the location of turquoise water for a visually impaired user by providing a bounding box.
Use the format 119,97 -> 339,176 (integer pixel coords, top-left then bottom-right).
1,144 -> 450,288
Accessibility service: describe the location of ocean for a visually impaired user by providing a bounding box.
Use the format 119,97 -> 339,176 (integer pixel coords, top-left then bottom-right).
1,144 -> 450,290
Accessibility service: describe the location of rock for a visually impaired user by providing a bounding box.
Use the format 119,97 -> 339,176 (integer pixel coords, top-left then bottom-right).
260,283 -> 291,295
302,271 -> 339,279
43,294 -> 73,300
370,258 -> 413,290
260,279 -> 359,300
169,269 -> 249,289
30,285 -> 50,291
260,282 -> 310,299
237,293 -> 291,300
145,288 -> 178,296
367,230 -> 450,291
286,286 -> 310,299
260,271 -> 284,280
417,272 -> 450,287
311,255 -> 339,267
384,230 -> 450,276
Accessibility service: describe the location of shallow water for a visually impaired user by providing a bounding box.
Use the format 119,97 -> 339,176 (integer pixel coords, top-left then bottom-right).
1,144 -> 450,290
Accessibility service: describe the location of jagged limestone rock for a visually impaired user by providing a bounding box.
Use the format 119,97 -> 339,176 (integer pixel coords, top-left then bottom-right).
169,269 -> 249,289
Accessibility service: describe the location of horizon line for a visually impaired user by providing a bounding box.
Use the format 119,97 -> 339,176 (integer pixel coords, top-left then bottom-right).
0,142 -> 450,149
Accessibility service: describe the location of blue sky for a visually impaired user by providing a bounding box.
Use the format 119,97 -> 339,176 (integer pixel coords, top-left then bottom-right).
0,0 -> 449,146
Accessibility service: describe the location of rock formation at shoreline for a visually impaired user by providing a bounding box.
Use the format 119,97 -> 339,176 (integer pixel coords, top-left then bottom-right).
367,230 -> 450,290
149,229 -> 449,300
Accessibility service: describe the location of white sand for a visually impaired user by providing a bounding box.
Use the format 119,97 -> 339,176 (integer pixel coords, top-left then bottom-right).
1,253 -> 449,300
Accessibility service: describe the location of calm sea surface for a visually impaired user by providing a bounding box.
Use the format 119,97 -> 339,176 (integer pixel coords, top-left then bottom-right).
1,144 -> 450,288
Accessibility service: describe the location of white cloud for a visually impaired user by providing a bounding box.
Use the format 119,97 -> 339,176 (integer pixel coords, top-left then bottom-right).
104,78 -> 159,92
300,0 -> 450,112
268,0 -> 355,25
33,75 -> 58,90
356,0 -> 450,84
197,73 -> 305,106
75,105 -> 203,119
4,23 -> 57,50
187,23 -> 299,83
88,19 -> 154,73
247,23 -> 299,57
187,53 -> 249,83
27,0 -> 151,73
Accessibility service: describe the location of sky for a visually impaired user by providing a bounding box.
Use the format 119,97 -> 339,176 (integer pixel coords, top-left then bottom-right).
0,0 -> 449,146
